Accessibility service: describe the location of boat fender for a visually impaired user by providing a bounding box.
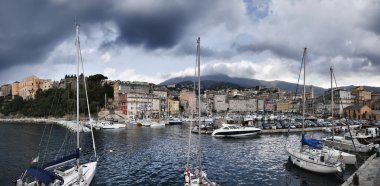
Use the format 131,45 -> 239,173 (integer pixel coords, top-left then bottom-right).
338,154 -> 344,163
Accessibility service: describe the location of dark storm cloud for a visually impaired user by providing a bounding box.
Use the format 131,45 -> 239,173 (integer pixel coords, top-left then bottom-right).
0,0 -> 232,70
362,0 -> 380,35
0,1 -> 77,69
109,7 -> 191,50
235,43 -> 300,60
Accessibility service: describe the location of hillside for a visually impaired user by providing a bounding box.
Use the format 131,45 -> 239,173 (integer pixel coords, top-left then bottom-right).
160,74 -> 326,95
160,74 -> 380,95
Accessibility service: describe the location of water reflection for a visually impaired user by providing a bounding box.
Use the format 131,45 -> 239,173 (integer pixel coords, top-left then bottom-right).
0,122 -> 358,185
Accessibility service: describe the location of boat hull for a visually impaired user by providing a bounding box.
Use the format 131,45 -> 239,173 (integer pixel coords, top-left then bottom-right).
286,147 -> 342,174
212,128 -> 261,138
323,137 -> 378,153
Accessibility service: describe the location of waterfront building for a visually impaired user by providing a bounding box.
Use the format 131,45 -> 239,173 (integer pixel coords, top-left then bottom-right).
123,92 -> 160,119
12,75 -> 53,99
246,98 -> 258,112
179,89 -> 196,115
276,100 -> 292,112
351,86 -> 371,106
168,98 -> 180,116
214,94 -> 228,113
113,80 -> 153,110
264,100 -> 276,112
0,84 -> 11,97
324,88 -> 352,116
368,110 -> 380,121
11,81 -> 19,98
257,99 -> 264,111
228,96 -> 247,112
153,89 -> 168,116
343,104 -> 371,120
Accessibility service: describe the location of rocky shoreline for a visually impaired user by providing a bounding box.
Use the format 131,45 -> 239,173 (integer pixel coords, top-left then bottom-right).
0,117 -> 90,132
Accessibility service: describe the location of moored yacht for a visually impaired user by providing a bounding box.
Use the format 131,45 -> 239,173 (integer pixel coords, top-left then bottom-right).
323,135 -> 379,153
211,124 -> 261,138
166,117 -> 183,125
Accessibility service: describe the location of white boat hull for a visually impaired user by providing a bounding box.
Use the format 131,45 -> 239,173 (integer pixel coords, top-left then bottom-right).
286,147 -> 342,174
323,136 -> 378,153
17,161 -> 97,186
61,161 -> 97,186
212,126 -> 261,138
150,121 -> 166,127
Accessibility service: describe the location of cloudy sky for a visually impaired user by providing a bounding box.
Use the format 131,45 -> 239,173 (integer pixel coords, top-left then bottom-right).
1,0 -> 379,88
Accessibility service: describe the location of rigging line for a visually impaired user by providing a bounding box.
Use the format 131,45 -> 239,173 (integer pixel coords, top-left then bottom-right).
79,40 -> 97,158
45,84 -> 67,164
55,129 -> 70,160
287,48 -> 305,139
332,69 -> 357,153
35,79 -> 63,160
186,40 -> 198,169
41,119 -> 54,165
196,37 -> 202,184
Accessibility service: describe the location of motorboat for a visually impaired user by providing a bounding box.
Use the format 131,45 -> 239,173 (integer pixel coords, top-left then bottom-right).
96,120 -> 125,129
166,117 -> 183,125
150,121 -> 166,127
211,124 -> 261,138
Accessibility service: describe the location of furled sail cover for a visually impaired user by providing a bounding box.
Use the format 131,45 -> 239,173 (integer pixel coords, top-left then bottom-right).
301,134 -> 322,149
26,166 -> 56,185
42,148 -> 80,169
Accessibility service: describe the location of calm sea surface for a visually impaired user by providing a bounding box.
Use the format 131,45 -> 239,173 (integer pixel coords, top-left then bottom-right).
0,122 -> 361,186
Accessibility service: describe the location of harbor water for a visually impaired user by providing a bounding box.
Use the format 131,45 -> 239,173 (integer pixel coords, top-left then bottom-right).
0,122 -> 361,185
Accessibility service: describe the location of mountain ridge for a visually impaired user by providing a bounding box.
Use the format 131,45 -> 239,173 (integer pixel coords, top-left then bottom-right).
160,74 -> 380,95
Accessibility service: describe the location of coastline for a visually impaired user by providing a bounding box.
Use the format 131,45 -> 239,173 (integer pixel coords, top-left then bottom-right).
0,117 -> 90,132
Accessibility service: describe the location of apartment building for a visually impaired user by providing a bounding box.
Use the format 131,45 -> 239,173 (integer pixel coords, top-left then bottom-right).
122,92 -> 160,119
113,80 -> 153,110
179,89 -> 196,115
11,75 -> 53,99
276,100 -> 292,112
351,86 -> 371,106
168,98 -> 180,116
0,84 -> 11,97
214,94 -> 228,113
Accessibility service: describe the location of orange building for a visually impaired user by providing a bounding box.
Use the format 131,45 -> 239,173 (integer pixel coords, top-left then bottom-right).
351,86 -> 371,106
168,98 -> 180,116
12,75 -> 53,99
343,104 -> 372,120
179,89 -> 196,114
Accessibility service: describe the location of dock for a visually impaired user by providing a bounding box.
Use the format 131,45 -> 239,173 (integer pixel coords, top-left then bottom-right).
342,152 -> 380,186
260,127 -> 323,134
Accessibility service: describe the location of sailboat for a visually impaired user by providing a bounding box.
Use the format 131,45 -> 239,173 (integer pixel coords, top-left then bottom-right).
323,67 -> 378,153
16,23 -> 97,185
184,37 -> 217,186
285,48 -> 343,174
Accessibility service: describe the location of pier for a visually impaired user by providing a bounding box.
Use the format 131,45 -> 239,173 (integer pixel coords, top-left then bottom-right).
260,127 -> 323,134
342,152 -> 380,186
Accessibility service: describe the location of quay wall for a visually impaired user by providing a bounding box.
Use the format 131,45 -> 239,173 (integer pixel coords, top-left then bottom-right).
342,152 -> 380,186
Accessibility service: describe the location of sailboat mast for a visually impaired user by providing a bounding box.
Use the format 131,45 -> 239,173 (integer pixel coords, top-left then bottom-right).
302,48 -> 307,134
75,23 -> 80,169
197,37 -> 202,183
331,67 -> 335,140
